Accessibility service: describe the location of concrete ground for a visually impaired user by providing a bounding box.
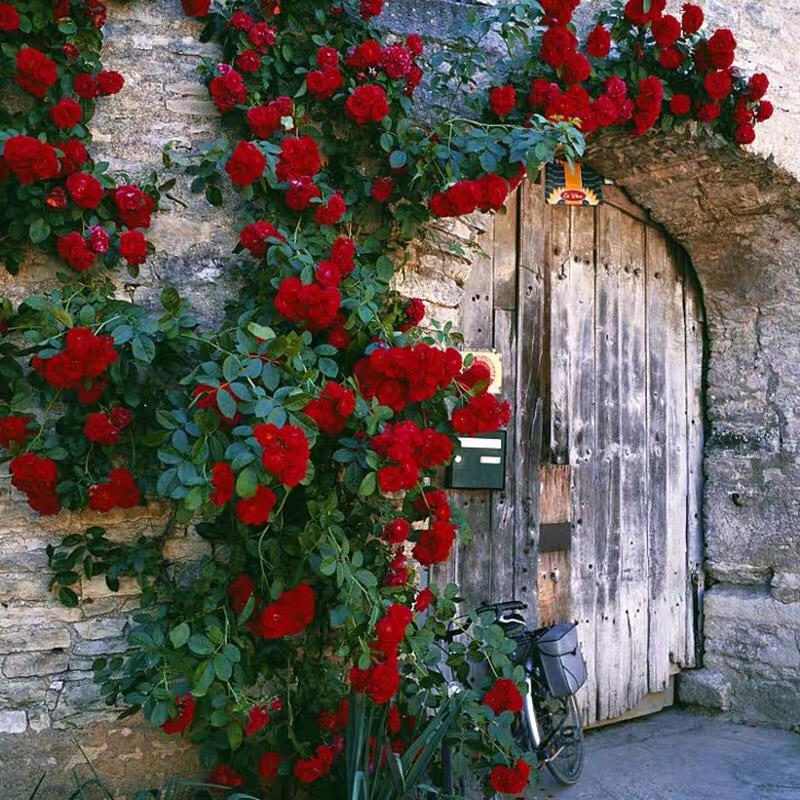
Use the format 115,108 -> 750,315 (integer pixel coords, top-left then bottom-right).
529,708 -> 800,800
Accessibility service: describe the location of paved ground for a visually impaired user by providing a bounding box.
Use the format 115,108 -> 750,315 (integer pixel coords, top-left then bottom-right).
529,708 -> 800,800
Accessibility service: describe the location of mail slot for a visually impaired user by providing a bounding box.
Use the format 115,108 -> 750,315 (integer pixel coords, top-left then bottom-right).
445,431 -> 507,490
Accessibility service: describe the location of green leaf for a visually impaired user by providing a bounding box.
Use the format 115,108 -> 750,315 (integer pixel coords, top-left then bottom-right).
213,652 -> 233,681
29,218 -> 51,244
235,467 -> 257,499
169,622 -> 191,649
187,634 -> 215,656
358,472 -> 376,497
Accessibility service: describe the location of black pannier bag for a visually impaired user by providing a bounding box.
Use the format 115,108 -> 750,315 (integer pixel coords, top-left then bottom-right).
533,622 -> 588,698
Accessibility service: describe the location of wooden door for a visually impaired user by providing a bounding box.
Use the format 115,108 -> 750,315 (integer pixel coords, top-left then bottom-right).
447,178 -> 704,726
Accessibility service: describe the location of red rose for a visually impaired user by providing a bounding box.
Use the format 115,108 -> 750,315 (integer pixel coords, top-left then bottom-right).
539,25 -> 577,68
227,572 -> 254,614
258,752 -> 283,781
658,47 -> 683,69
624,0 -> 665,26
239,220 -> 284,257
210,68 -> 246,113
756,100 -> 773,122
210,462 -> 235,505
344,84 -> 389,124
83,408 -> 131,445
225,140 -> 266,185
346,39 -> 382,68
318,698 -> 349,731
561,51 -> 591,86
585,25 -> 611,58
108,467 -> 140,508
254,422 -> 310,487
307,65 -> 343,99
414,587 -> 434,612
365,661 -> 400,704
383,518 -> 410,544
66,172 -> 105,209
244,704 -> 270,736
681,3 -> 704,34
274,276 -> 340,331
84,0 -> 107,28
57,232 -> 95,271
3,136 -> 59,184
406,34 -> 424,56
528,77 -> 559,110
304,381 -> 355,435
452,393 -> 510,435
230,10 -> 254,30
119,230 -> 148,265
252,583 -> 315,638
329,236 -> 355,272
0,415 -> 30,449
429,180 -> 479,218
360,0 -> 383,20
483,678 -> 524,714
235,49 -> 261,73
489,84 -> 516,117
734,124 -> 755,144
161,693 -> 195,735
63,43 -> 80,59
97,70 -> 124,95
370,176 -> 393,201
293,744 -> 334,783
315,192 -> 346,225
55,139 -> 88,174
235,484 -> 276,525
248,22 -> 276,51
285,178 -> 321,211
49,98 -> 83,129
707,28 -> 736,69
748,72 -> 769,101
88,482 -> 117,512
374,603 -> 413,655
413,519 -> 456,565
635,76 -> 664,112
247,96 -> 293,138
114,184 -> 154,229
696,101 -> 721,122
652,14 -> 681,48
704,69 -> 732,100
669,93 -> 691,115
208,765 -> 242,788
15,47 -> 58,98
379,44 -> 412,79
276,135 -> 321,181
398,297 -> 425,332
489,760 -> 531,794
316,46 -> 339,67
74,73 -> 98,99
0,2 -> 19,31
181,0 -> 210,16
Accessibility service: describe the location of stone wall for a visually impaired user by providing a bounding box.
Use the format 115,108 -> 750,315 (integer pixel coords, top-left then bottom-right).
1,0 -> 800,796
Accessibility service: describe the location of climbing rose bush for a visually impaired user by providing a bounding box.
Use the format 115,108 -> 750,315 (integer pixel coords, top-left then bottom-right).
0,0 -> 772,796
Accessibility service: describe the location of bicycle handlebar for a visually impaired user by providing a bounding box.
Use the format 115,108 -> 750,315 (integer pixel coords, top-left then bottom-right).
475,600 -> 528,615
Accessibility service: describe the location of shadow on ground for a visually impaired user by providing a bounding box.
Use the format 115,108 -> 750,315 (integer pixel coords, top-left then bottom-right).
530,708 -> 800,800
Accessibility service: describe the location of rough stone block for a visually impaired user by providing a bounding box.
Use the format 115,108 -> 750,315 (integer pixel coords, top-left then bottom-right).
677,669 -> 732,712
0,626 -> 71,655
3,652 -> 70,679
74,616 -> 128,641
0,710 -> 27,734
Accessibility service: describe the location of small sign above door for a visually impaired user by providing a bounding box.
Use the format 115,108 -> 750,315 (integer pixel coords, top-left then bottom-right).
461,350 -> 503,395
545,161 -> 603,206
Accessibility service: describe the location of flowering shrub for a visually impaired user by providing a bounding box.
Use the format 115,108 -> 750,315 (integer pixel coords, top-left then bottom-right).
0,0 -> 772,797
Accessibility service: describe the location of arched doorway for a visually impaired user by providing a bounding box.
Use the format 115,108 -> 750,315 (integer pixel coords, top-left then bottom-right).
446,178 -> 705,727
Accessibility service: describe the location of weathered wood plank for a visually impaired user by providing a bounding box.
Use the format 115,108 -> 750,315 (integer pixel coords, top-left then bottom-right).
593,203 -> 624,721
645,228 -> 671,694
537,550 -> 572,626
493,191 -> 519,311
548,207 -> 572,464
683,255 -> 705,668
515,181 -> 547,625
664,243 -> 689,670
563,206 -> 598,725
616,210 -> 649,713
539,464 -> 571,524
446,223 -> 495,599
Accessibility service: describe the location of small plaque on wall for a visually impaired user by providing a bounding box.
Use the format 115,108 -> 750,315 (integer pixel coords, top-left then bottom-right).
545,160 -> 603,206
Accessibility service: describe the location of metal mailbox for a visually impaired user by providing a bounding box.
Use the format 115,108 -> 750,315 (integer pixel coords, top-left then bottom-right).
445,431 -> 507,490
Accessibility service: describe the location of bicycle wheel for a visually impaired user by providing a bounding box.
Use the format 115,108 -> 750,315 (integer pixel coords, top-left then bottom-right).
537,693 -> 585,785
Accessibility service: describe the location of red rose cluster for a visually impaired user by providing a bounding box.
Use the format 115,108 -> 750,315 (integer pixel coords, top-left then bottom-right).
210,65 -> 247,113
2,136 -> 59,184
397,297 -> 425,332
412,489 -> 456,566
370,421 -> 453,492
225,140 -> 266,185
15,47 -> 58,98
31,327 -> 117,403
88,467 -> 140,512
247,96 -> 293,138
208,764 -> 243,788
248,583 -> 316,639
236,484 -> 276,525
304,381 -> 355,435
253,422 -> 310,487
83,407 -> 133,445
9,453 -> 61,515
161,692 -> 195,735
294,744 -> 335,783
428,172 -> 521,218
274,277 -> 341,332
0,415 -> 31,450
452,393 -> 510,435
350,653 -> 401,705
344,84 -> 389,125
354,343 -> 462,412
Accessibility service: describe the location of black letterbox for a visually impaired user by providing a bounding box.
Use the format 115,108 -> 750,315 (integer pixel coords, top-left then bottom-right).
445,430 -> 507,490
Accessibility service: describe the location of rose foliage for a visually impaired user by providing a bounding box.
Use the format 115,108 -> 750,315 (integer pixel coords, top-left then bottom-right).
0,0 -> 770,797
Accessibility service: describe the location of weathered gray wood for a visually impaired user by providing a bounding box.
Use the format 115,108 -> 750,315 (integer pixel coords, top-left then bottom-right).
645,228 -> 672,694
593,203 -> 625,721
684,255 -> 705,668
665,243 -> 689,669
616,210 -> 649,712
493,191 -> 519,311
548,206 -> 572,464
539,464 -> 571,524
563,206 -> 599,724
515,180 -> 547,626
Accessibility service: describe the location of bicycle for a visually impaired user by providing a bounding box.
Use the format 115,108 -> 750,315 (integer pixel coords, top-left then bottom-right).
440,600 -> 587,794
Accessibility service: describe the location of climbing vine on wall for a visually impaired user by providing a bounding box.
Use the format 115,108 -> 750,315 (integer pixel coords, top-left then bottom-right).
0,0 -> 772,796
